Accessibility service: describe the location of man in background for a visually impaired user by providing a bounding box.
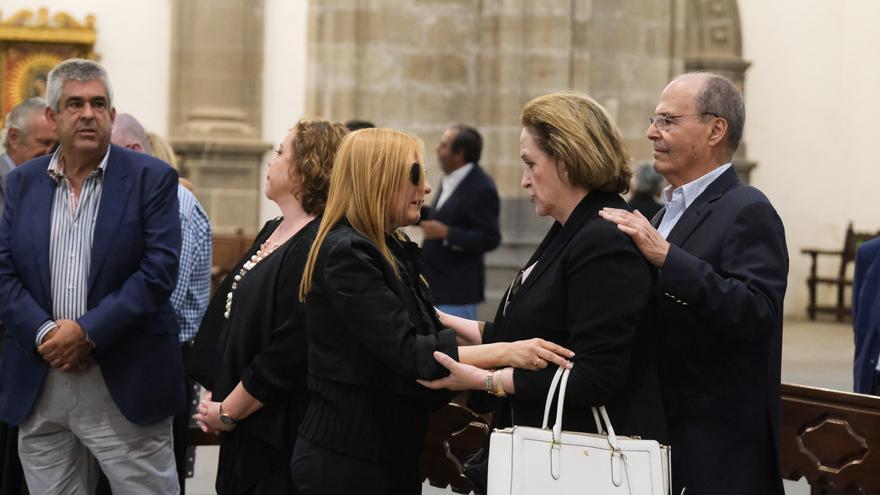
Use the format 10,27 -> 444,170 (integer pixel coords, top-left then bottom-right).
0,97 -> 56,216
627,162 -> 664,220
853,237 -> 880,395
420,124 -> 500,319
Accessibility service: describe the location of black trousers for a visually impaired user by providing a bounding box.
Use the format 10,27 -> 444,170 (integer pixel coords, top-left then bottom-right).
873,371 -> 880,395
290,438 -> 421,495
0,423 -> 26,495
0,326 -> 27,495
173,343 -> 198,495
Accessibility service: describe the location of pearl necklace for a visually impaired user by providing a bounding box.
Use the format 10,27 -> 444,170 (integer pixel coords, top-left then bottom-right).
224,239 -> 279,319
223,214 -> 313,320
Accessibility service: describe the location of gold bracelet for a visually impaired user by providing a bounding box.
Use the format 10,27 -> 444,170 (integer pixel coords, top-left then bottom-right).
477,321 -> 486,337
484,370 -> 495,394
493,369 -> 506,397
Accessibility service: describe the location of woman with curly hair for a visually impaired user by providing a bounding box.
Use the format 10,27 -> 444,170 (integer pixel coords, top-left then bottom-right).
191,118 -> 349,494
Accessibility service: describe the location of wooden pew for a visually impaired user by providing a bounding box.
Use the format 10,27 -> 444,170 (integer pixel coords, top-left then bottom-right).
781,383 -> 880,494
420,395 -> 490,493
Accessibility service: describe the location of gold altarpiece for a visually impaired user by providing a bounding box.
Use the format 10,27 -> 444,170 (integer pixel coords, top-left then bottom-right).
0,7 -> 97,125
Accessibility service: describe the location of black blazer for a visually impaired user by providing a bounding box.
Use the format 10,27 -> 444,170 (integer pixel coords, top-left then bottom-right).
483,191 -> 667,443
422,164 -> 500,305
298,222 -> 457,465
653,166 -> 788,495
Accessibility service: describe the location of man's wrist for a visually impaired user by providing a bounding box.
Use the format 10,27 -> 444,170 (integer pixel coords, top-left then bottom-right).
35,320 -> 57,346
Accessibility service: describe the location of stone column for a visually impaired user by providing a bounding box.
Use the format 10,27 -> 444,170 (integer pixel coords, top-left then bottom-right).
168,0 -> 270,234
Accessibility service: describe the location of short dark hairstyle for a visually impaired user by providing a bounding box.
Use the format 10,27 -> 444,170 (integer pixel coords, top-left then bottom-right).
345,120 -> 375,131
450,125 -> 482,164
690,73 -> 745,154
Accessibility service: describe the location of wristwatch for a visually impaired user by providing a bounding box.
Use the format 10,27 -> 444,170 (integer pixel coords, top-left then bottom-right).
219,403 -> 238,426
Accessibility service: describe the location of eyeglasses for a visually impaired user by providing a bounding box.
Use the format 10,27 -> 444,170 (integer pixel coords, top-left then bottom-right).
648,112 -> 719,131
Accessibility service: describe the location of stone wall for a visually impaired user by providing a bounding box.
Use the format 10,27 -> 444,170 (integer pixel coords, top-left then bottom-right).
306,0 -> 711,316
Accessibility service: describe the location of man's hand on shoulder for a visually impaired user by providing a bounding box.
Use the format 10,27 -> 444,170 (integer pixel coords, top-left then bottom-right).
38,319 -> 95,372
420,220 -> 449,240
599,207 -> 670,267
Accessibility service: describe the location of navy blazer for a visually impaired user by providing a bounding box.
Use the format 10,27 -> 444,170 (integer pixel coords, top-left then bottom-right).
853,237 -> 880,394
0,145 -> 184,426
652,166 -> 788,494
422,164 -> 500,305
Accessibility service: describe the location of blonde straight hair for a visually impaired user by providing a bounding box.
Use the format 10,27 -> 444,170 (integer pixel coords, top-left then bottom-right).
299,128 -> 425,301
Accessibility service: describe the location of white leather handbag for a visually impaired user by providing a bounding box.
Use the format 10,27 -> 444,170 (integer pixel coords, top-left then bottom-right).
487,366 -> 671,494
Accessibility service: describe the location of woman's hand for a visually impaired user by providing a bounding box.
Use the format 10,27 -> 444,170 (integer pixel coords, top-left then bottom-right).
503,338 -> 574,370
436,307 -> 483,346
417,351 -> 486,391
193,395 -> 236,433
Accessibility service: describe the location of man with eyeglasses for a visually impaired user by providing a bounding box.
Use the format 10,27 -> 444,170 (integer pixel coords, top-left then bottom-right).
0,59 -> 183,493
601,72 -> 788,494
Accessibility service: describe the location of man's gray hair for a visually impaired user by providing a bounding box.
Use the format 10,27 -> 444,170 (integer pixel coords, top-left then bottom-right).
46,59 -> 113,112
689,72 -> 745,153
1,97 -> 49,148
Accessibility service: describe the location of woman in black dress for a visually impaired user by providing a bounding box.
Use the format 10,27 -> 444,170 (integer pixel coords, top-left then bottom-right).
190,118 -> 349,494
420,93 -> 668,475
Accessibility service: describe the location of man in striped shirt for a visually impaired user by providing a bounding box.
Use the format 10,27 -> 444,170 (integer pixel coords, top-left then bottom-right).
0,59 -> 184,493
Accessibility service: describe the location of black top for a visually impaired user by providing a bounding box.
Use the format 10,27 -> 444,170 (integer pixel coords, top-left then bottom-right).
480,191 -> 668,444
298,221 -> 457,464
192,217 -> 318,494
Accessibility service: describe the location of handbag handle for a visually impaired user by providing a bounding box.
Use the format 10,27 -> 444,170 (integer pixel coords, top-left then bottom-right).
540,366 -> 566,430
540,365 -> 621,451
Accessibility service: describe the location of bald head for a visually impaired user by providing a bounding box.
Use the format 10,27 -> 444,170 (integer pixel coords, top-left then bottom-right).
111,113 -> 152,154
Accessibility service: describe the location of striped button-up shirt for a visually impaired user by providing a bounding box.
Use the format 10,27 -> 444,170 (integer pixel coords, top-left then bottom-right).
35,147 -> 110,345
170,185 -> 211,343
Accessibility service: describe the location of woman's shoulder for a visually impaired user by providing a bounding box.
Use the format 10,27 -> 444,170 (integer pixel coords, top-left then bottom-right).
572,212 -> 636,251
320,222 -> 386,268
323,222 -> 373,251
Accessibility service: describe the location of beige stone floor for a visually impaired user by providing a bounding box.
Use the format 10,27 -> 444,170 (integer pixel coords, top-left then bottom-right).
185,316 -> 856,494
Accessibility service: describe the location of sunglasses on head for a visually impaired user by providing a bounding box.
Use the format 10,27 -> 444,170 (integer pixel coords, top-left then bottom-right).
409,162 -> 421,185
